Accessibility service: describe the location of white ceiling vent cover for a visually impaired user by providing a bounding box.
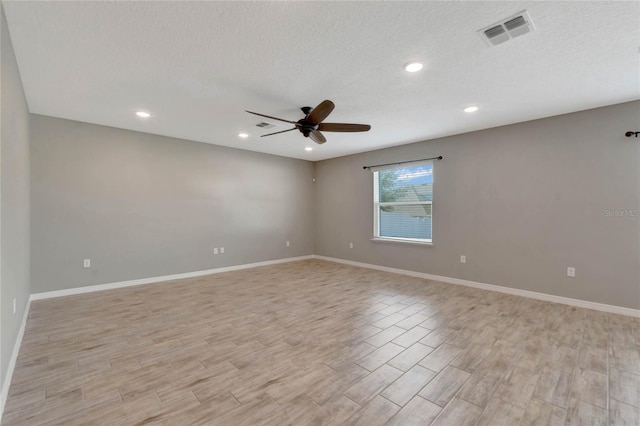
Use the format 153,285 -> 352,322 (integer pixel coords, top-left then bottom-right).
479,11 -> 535,46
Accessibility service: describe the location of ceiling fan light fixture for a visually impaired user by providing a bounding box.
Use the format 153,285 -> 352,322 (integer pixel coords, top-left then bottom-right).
464,106 -> 479,113
404,62 -> 424,73
238,133 -> 249,138
135,111 -> 151,118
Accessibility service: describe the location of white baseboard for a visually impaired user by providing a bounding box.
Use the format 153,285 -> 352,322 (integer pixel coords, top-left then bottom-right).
0,298 -> 31,424
31,255 -> 315,300
25,253 -> 639,316
314,255 -> 640,317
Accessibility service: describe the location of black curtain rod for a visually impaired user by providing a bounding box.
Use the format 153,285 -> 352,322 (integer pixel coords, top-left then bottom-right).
362,156 -> 443,170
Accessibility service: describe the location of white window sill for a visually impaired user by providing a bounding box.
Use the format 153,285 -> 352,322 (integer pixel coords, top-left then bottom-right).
371,238 -> 433,246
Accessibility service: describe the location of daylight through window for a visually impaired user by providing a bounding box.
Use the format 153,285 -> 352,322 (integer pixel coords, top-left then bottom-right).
373,162 -> 433,243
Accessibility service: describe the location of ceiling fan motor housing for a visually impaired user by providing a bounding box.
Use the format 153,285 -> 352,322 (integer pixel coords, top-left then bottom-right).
299,107 -> 315,136
297,119 -> 318,137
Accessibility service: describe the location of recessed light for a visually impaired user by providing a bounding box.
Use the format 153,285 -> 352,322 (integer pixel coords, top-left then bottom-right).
135,111 -> 151,118
404,62 -> 423,73
238,133 -> 249,138
305,147 -> 313,152
464,106 -> 479,113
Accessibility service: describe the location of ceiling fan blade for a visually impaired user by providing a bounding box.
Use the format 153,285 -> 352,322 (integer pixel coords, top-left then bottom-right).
318,123 -> 371,132
245,110 -> 298,125
260,128 -> 297,137
309,130 -> 327,144
307,100 -> 335,124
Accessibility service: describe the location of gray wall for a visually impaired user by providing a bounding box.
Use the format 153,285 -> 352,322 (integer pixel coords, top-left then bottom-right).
1,4 -> 31,387
30,115 -> 315,293
315,101 -> 640,309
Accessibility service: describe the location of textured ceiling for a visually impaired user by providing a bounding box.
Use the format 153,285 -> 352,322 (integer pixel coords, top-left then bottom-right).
3,1 -> 639,161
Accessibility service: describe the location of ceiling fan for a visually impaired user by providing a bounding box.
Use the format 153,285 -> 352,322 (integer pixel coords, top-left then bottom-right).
245,100 -> 371,144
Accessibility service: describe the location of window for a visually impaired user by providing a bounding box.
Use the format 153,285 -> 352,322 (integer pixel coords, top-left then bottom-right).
373,162 -> 433,243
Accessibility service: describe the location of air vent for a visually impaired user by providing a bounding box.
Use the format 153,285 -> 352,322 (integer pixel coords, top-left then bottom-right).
256,122 -> 276,129
484,25 -> 506,38
484,25 -> 509,46
504,16 -> 526,31
479,10 -> 535,46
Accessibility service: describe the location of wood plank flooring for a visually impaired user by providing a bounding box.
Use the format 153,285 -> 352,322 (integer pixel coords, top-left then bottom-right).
3,259 -> 640,425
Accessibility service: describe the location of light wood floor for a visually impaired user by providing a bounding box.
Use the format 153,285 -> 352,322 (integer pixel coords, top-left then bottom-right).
3,259 -> 640,425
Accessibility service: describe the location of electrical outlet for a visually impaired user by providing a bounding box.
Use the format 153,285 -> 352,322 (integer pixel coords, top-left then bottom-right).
349,242 -> 354,249
286,241 -> 290,247
567,267 -> 575,277
220,247 -> 224,254
13,298 -> 16,315
460,255 -> 466,264
213,248 -> 219,255
84,259 -> 91,268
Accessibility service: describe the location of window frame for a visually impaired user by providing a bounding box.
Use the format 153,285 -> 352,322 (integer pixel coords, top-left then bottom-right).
372,161 -> 433,245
